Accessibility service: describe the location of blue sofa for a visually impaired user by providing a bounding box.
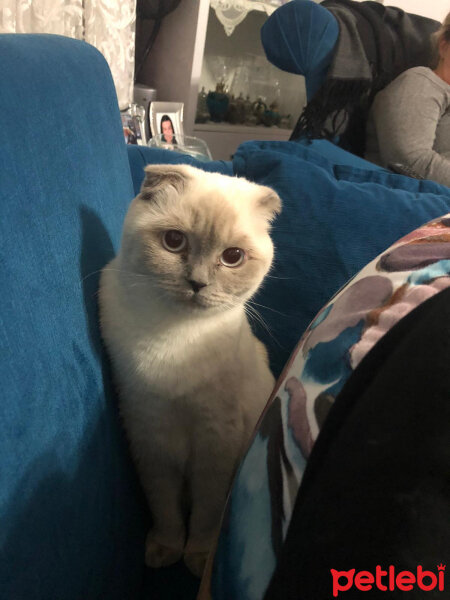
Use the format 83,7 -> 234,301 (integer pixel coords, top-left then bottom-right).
1,31 -> 450,600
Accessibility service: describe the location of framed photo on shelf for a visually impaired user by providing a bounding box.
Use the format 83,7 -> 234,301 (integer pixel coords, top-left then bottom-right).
149,102 -> 184,144
121,104 -> 146,145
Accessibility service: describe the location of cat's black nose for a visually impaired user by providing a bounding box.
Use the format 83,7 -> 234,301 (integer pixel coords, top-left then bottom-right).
188,279 -> 207,293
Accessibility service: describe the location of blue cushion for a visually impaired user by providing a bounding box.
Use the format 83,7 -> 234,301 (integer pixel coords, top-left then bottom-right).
295,138 -> 384,171
233,140 -> 450,377
127,145 -> 233,196
0,34 -> 148,599
261,0 -> 339,99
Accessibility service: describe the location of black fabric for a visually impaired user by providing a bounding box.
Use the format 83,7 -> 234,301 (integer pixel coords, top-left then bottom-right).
264,286 -> 450,599
291,0 -> 440,157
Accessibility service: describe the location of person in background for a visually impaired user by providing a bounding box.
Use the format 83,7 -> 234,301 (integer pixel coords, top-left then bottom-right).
365,12 -> 450,186
160,115 -> 177,144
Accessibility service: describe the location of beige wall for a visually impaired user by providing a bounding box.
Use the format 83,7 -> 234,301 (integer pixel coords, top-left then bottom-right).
385,0 -> 448,22
320,0 -> 447,21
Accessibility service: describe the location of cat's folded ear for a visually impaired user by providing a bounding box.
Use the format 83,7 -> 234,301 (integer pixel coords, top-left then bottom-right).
139,164 -> 189,201
257,187 -> 282,222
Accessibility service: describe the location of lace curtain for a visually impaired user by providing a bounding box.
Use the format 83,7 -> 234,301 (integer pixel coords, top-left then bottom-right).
210,0 -> 289,36
210,0 -> 384,36
0,0 -> 136,109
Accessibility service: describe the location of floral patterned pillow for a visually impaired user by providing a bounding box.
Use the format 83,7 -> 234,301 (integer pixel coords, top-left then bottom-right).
201,213 -> 450,600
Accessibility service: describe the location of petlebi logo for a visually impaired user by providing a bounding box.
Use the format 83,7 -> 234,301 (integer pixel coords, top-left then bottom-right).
331,564 -> 446,597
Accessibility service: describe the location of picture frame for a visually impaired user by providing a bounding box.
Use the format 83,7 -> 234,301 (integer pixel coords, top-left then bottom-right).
149,102 -> 184,145
121,104 -> 146,146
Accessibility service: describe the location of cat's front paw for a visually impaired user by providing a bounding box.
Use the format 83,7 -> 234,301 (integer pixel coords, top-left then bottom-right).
145,533 -> 183,569
184,551 -> 209,578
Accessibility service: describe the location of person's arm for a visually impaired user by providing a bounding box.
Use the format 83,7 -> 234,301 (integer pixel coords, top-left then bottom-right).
372,71 -> 450,187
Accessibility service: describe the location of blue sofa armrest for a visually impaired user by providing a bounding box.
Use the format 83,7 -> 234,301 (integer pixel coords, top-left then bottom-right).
127,145 -> 233,196
0,34 -> 153,600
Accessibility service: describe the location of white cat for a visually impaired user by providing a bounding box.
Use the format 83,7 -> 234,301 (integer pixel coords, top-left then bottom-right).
99,164 -> 280,577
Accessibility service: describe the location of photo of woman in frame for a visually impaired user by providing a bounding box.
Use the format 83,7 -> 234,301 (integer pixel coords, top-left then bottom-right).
149,102 -> 184,143
160,114 -> 177,144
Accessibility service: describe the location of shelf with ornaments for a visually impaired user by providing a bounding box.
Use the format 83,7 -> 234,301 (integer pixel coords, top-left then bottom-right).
194,8 -> 305,139
193,121 -> 292,135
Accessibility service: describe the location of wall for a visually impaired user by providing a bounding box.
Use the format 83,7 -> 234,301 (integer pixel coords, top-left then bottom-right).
319,0 -> 446,20
385,1 -> 448,22
137,0 -> 210,135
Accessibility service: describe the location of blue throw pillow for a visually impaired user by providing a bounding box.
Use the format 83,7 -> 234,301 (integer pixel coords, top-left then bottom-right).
127,146 -> 233,196
295,138 -> 384,172
233,140 -> 450,377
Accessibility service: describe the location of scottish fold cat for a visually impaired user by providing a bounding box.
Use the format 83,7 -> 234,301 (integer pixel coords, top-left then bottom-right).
99,164 -> 280,576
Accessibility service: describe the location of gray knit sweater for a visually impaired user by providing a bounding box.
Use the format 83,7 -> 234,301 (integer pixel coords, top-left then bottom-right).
365,67 -> 450,187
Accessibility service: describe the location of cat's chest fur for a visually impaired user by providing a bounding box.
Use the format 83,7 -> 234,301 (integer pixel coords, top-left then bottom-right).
100,260 -> 249,400
126,318 -> 245,398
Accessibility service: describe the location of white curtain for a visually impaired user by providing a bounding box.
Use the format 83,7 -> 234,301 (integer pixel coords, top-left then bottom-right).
0,0 -> 136,109
210,1 -> 289,36
210,0 -> 385,36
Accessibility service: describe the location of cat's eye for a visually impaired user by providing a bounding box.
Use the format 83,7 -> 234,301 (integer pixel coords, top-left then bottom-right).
220,247 -> 245,267
162,230 -> 187,253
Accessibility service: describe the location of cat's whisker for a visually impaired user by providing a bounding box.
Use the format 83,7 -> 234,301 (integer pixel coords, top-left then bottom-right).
247,307 -> 283,348
112,269 -> 151,279
245,306 -> 269,336
127,281 -> 151,290
81,268 -> 104,283
149,287 -> 173,301
264,274 -> 296,280
244,304 -> 283,348
247,300 -> 288,317
81,267 -> 150,284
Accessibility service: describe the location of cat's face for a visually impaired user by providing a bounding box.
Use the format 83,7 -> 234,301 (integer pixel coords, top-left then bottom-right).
120,164 -> 281,313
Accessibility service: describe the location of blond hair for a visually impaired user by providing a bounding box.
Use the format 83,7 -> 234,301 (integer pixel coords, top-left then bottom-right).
431,12 -> 450,67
